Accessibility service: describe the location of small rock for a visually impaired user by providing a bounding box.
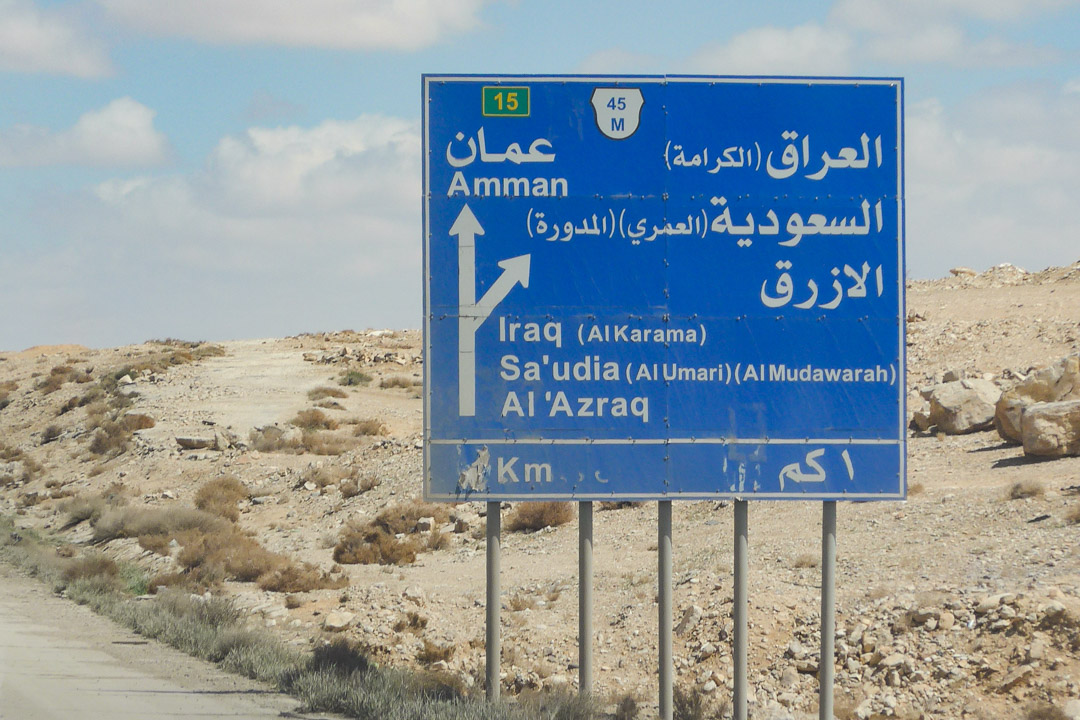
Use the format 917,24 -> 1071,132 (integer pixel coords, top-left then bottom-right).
404,586 -> 426,605
675,604 -> 702,636
1027,638 -> 1046,662
938,611 -> 956,630
323,611 -> 355,631
701,680 -> 717,694
779,665 -> 799,688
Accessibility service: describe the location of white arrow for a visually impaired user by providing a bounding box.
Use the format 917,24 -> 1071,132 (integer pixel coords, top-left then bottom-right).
451,204 -> 531,417
464,254 -> 531,329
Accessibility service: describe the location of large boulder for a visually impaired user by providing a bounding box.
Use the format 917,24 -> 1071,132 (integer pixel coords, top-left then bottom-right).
1021,400 -> 1080,457
996,355 -> 1080,443
926,379 -> 1000,434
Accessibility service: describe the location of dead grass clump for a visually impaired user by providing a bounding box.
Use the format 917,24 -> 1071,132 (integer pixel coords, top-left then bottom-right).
308,386 -> 347,400
351,418 -> 387,436
426,528 -> 450,551
1009,479 -> 1045,500
793,553 -> 819,569
1066,505 -> 1080,525
195,476 -> 250,521
908,481 -> 925,495
255,562 -> 348,593
505,502 -> 574,532
416,639 -> 455,665
61,553 -> 119,585
292,409 -> 338,430
315,400 -> 344,410
380,376 -> 415,389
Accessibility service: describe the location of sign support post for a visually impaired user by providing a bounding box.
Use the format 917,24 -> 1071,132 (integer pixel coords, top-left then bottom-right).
734,500 -> 749,720
578,501 -> 593,696
658,501 -> 673,720
486,501 -> 501,700
820,502 -> 837,720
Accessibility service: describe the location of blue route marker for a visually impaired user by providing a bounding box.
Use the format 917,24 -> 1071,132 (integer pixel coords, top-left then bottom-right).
423,75 -> 906,502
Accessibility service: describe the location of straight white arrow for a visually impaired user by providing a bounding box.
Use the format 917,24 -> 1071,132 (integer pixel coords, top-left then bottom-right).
450,204 -> 531,417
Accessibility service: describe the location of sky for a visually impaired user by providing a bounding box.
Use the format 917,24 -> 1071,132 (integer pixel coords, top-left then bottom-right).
1,0 -> 1079,350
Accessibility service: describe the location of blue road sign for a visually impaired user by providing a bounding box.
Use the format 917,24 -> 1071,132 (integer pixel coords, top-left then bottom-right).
423,75 -> 905,502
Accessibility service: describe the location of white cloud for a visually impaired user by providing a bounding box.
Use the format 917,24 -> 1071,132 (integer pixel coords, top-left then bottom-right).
0,0 -> 111,76
99,0 -> 492,50
686,24 -> 853,76
0,97 -> 168,167
831,0 -> 1066,66
905,86 -> 1080,277
15,114 -> 426,346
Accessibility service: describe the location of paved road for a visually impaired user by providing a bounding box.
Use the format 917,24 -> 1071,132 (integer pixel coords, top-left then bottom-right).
0,562 -> 325,719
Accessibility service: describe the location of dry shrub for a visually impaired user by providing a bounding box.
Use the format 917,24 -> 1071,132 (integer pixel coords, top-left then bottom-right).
195,476 -> 250,521
61,553 -> 119,584
92,506 -> 229,544
508,593 -> 537,612
380,376 -> 415,389
351,418 -> 387,436
285,595 -> 304,609
340,474 -> 379,499
394,611 -> 428,633
417,639 -> 455,665
339,370 -> 372,386
315,400 -> 344,410
301,431 -> 353,456
793,553 -> 819,569
88,420 -> 130,456
122,413 -> 156,430
1010,479 -> 1045,500
334,526 -> 420,566
248,426 -> 302,453
614,694 -> 639,720
426,528 -> 450,551
41,424 -> 62,444
301,465 -> 347,489
505,502 -> 574,532
38,365 -> 76,394
308,386 -> 347,400
1025,702 -> 1070,720
293,409 -> 338,430
177,528 -> 285,582
370,502 -> 450,535
256,562 -> 348,593
1066,505 -> 1080,526
908,481 -> 925,495
599,501 -> 644,511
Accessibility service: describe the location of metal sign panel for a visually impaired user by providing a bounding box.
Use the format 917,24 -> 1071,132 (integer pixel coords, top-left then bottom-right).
423,75 -> 905,501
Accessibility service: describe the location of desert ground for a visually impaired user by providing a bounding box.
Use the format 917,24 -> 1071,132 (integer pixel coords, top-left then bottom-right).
1,261 -> 1079,720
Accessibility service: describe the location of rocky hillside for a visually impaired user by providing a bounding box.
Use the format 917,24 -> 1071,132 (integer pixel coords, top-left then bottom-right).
1,262 -> 1080,720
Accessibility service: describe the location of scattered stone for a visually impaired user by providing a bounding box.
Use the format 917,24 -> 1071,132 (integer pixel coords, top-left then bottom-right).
323,611 -> 354,631
675,604 -> 702,636
416,516 -> 435,532
403,586 -> 426,605
1021,399 -> 1080,456
996,354 -> 1080,443
175,435 -> 216,450
927,379 -> 1001,434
